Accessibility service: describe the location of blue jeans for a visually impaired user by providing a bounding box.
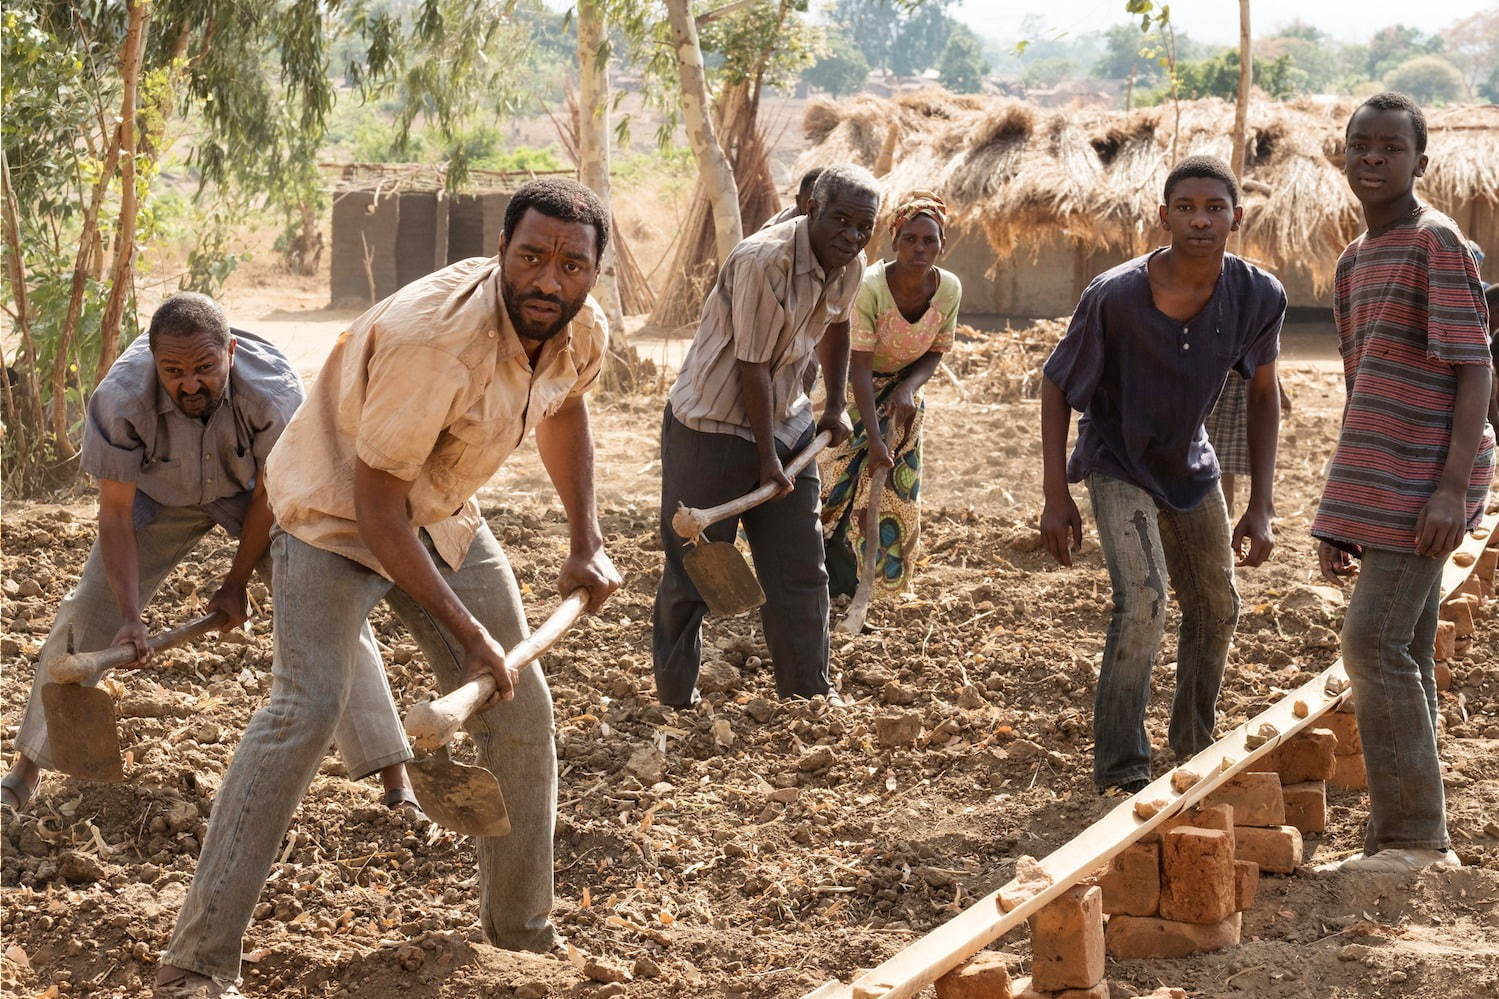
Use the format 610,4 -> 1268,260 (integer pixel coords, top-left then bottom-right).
1340,546 -> 1449,854
1089,474 -> 1239,789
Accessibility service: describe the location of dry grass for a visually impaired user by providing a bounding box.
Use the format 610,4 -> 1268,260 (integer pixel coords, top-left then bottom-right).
797,95 -> 1499,291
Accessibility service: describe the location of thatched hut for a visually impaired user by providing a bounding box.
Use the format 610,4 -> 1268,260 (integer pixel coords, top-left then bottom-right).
796,93 -> 1499,317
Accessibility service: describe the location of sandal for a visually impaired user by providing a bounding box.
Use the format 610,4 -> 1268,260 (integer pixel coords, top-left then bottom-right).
153,972 -> 245,998
383,786 -> 423,812
0,772 -> 37,813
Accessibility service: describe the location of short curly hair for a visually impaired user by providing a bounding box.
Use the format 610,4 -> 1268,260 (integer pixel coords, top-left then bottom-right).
502,178 -> 611,261
1163,155 -> 1239,207
1348,91 -> 1428,154
148,292 -> 229,351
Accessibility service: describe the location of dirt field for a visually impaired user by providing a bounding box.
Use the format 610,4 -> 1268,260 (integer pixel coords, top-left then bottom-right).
4,324 -> 1499,999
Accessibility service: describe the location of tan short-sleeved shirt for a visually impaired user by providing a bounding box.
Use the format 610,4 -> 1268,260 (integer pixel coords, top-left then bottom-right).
668,217 -> 863,448
266,256 -> 607,575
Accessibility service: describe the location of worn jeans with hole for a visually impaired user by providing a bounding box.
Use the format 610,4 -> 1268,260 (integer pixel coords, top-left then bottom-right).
653,405 -> 831,706
1088,474 -> 1240,790
162,525 -> 557,982
1340,546 -> 1449,854
13,503 -> 408,779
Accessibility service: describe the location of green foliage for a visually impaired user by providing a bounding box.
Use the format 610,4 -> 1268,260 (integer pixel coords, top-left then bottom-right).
938,24 -> 988,94
1022,55 -> 1076,89
700,0 -> 819,91
1171,48 -> 1309,102
1367,24 -> 1443,79
1384,54 -> 1467,104
831,0 -> 956,76
804,33 -> 870,95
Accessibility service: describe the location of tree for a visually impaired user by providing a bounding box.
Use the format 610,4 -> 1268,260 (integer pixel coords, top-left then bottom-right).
1367,24 -> 1441,79
938,24 -> 988,93
1097,22 -> 1162,82
1232,0 -> 1251,182
1385,54 -> 1467,104
805,34 -> 870,95
1022,56 -> 1076,89
665,0 -> 742,262
1441,10 -> 1499,97
889,3 -> 955,77
831,0 -> 956,76
577,0 -> 623,333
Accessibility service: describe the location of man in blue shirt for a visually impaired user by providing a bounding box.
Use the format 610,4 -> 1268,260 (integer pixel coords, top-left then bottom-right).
1,293 -> 415,814
1039,157 -> 1286,794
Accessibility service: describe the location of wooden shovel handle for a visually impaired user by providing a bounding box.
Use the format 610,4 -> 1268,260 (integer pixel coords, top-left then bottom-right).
672,430 -> 832,539
405,589 -> 589,750
47,611 -> 229,685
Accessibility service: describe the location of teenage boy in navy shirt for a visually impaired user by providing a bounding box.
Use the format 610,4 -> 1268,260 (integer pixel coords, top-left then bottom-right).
1040,156 -> 1286,795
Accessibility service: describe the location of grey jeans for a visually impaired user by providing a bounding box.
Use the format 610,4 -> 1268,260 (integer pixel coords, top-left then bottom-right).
162,525 -> 558,982
14,503 -> 408,779
652,405 -> 831,706
1088,474 -> 1240,789
1340,546 -> 1449,854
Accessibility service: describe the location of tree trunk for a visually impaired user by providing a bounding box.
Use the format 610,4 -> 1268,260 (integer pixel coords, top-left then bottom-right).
577,0 -> 624,331
1,149 -> 45,441
1231,0 -> 1252,181
91,0 -> 150,392
665,0 -> 741,263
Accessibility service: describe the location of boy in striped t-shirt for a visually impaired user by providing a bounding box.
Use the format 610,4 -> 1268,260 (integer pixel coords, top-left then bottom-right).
1313,93 -> 1494,874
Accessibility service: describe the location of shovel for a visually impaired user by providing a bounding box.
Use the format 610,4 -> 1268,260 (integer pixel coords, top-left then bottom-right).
671,430 -> 832,616
403,588 -> 589,837
836,464 -> 887,636
40,611 -> 228,782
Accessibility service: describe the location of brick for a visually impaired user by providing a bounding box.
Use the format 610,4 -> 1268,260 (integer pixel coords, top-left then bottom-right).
1144,803 -> 1234,842
1234,860 -> 1259,911
1099,842 -> 1159,917
1013,977 -> 1108,999
935,951 -> 1014,999
1234,825 -> 1303,874
1159,828 -> 1236,925
1266,729 -> 1336,784
1435,661 -> 1452,693
1441,597 -> 1476,638
1320,712 -> 1361,756
1029,885 -> 1104,991
1105,912 -> 1242,959
1331,752 -> 1367,791
1435,620 -> 1457,661
1282,781 -> 1327,834
1204,772 -> 1285,827
1479,547 -> 1498,585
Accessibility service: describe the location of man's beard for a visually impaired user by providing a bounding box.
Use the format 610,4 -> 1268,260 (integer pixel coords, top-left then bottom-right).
502,279 -> 586,343
175,390 -> 222,418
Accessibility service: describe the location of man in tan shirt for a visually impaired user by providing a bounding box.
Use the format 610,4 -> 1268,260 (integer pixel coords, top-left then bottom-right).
654,165 -> 881,707
156,179 -> 621,998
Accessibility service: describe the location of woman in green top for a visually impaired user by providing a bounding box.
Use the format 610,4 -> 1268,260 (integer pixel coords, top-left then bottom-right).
822,190 -> 962,598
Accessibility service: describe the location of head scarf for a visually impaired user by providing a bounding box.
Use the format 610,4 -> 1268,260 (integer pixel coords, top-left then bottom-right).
888,189 -> 948,242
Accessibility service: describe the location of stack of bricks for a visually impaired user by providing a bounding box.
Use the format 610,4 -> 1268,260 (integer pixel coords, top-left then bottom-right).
934,884 -> 1107,999
1205,772 -> 1304,876
1265,727 -> 1338,834
1097,805 -> 1251,960
1323,702 -> 1367,791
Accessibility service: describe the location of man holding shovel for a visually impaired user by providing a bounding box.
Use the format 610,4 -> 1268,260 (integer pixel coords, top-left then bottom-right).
1,293 -> 415,814
155,179 -> 621,998
653,165 -> 881,707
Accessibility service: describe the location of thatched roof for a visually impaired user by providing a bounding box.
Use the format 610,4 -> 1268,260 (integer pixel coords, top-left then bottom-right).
796,93 -> 1499,289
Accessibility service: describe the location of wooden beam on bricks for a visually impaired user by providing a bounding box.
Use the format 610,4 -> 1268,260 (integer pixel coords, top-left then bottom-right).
798,513 -> 1496,999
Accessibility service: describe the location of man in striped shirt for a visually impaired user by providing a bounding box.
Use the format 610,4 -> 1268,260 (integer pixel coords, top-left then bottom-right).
654,165 -> 879,707
1313,92 -> 1494,875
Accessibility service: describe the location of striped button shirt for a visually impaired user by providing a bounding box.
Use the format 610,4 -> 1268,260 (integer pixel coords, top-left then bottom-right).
668,218 -> 863,448
1312,206 -> 1494,555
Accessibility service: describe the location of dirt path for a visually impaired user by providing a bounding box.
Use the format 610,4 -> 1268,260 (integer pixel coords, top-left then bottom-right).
4,326 -> 1498,999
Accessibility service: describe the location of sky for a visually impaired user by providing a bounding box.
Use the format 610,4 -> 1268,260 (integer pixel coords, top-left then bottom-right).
955,0 -> 1494,46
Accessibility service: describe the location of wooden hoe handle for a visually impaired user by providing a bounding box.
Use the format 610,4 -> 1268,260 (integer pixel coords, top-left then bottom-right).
405,589 -> 589,750
671,430 -> 832,539
47,611 -> 230,685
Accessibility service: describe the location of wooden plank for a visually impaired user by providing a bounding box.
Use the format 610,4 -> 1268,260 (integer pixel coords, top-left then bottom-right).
804,511 -> 1497,999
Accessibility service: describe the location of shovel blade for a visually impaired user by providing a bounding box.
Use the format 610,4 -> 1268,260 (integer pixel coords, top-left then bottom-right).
684,541 -> 765,617
407,753 -> 510,838
40,683 -> 124,782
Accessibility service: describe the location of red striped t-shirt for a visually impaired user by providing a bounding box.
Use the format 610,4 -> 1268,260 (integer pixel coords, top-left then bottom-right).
1312,206 -> 1494,554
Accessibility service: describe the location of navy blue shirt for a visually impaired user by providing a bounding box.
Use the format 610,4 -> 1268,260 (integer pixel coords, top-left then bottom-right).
1043,249 -> 1286,511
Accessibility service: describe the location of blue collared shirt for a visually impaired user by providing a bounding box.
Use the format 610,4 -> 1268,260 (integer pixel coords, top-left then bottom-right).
80,329 -> 304,534
1043,250 -> 1285,511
